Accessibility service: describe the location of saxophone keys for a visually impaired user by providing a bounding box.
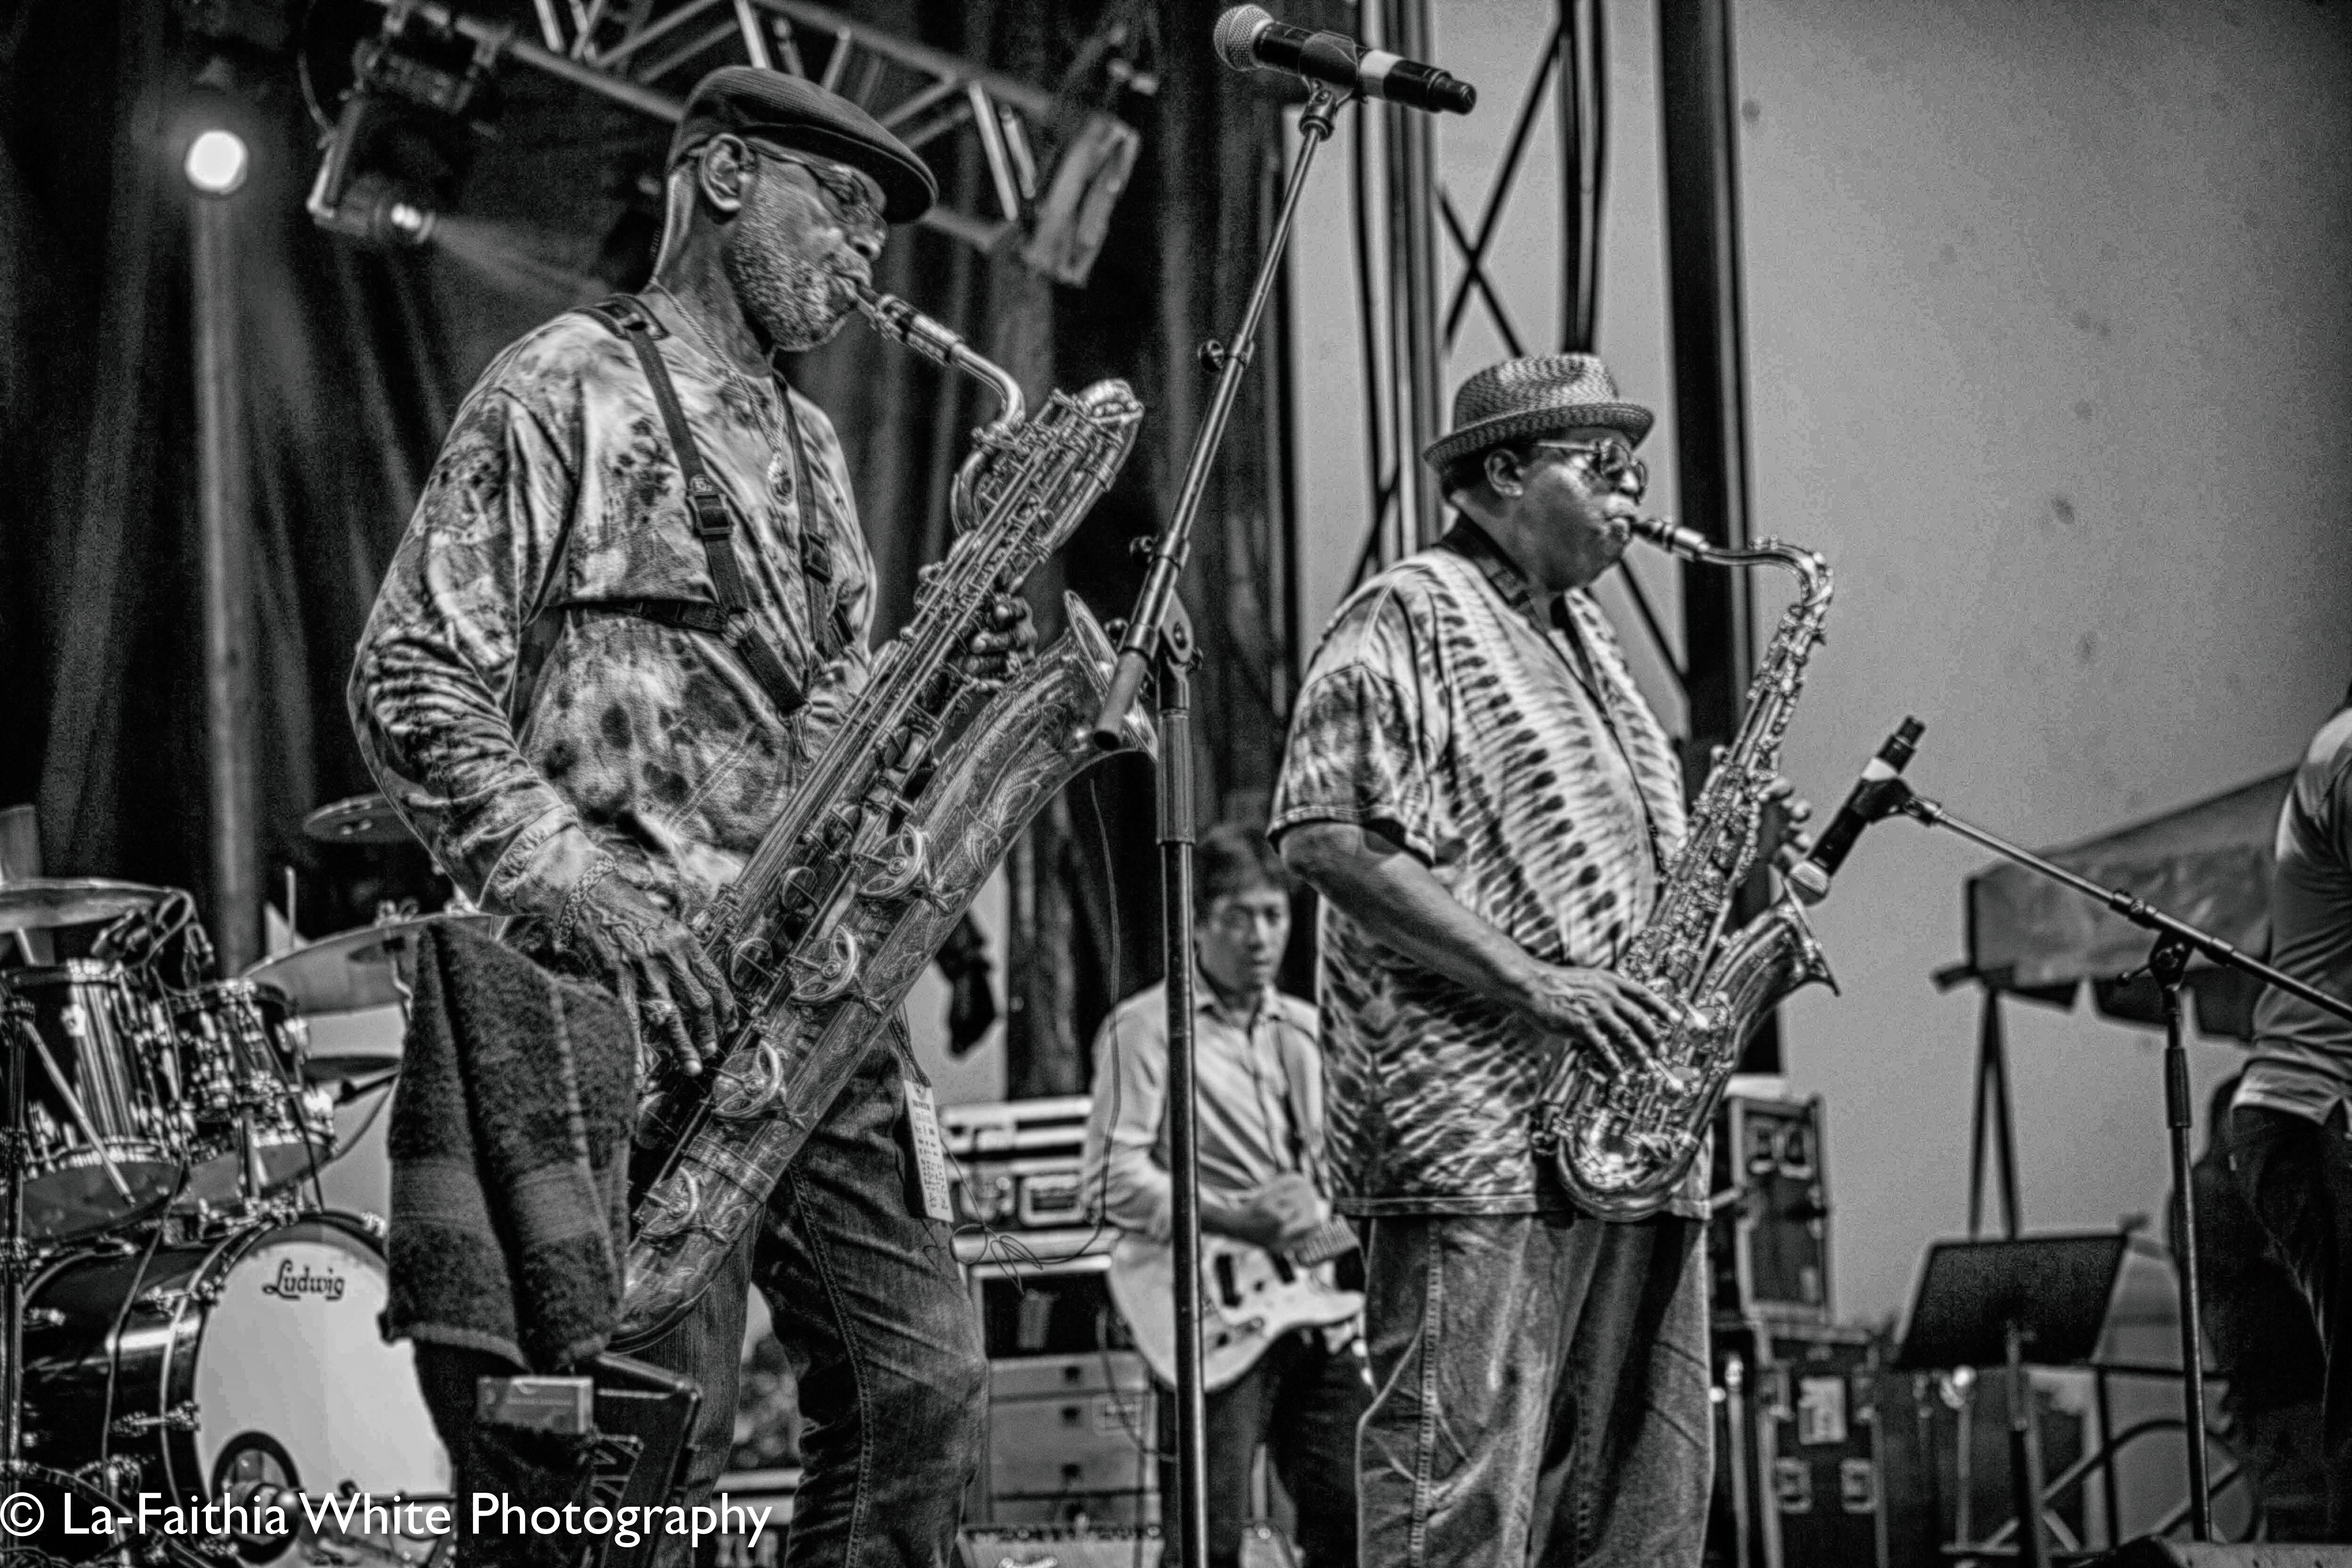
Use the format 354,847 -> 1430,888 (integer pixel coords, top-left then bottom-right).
857,827 -> 931,902
713,1036 -> 787,1119
637,1169 -> 702,1240
728,933 -> 776,988
788,927 -> 862,1004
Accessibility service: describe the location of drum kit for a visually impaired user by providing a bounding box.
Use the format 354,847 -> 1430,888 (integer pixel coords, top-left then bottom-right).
0,797 -> 468,1567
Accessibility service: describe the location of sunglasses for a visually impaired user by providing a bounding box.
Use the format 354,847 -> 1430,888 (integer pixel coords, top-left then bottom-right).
747,143 -> 884,235
1531,440 -> 1647,498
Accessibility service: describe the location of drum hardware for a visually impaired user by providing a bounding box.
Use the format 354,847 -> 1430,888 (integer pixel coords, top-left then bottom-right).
16,988 -> 138,1208
110,1405 -> 200,1437
137,1282 -> 213,1314
5,962 -> 188,1237
0,879 -> 170,936
14,1209 -> 448,1561
301,793 -> 415,847
0,849 -> 456,1561
166,980 -> 337,1212
241,914 -> 498,1029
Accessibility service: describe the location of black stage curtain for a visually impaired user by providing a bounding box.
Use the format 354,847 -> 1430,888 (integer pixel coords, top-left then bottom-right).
1,0 -> 1293,1090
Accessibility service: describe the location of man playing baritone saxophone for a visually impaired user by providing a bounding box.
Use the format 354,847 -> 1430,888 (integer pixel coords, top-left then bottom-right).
1272,356 -> 1806,1568
1080,823 -> 1370,1568
348,67 -> 1032,1567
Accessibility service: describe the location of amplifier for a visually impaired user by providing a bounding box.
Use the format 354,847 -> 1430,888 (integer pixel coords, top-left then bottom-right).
978,1351 -> 1156,1529
965,1249 -> 1154,1530
1710,1320 -> 1887,1568
944,1096 -> 1093,1233
1711,1094 -> 1832,1323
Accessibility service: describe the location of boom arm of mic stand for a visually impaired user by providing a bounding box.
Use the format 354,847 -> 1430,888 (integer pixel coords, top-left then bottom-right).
1882,780 -> 2352,1024
1090,89 -> 1345,747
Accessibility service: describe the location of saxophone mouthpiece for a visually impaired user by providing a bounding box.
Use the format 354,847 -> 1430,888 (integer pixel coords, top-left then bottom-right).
854,286 -> 960,365
1627,516 -> 1714,560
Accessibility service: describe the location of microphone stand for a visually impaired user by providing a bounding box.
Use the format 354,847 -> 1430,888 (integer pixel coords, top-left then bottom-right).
1866,777 -> 2352,1544
1089,86 -> 1345,1568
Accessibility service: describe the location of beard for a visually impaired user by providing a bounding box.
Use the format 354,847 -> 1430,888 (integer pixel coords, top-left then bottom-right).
723,197 -> 851,353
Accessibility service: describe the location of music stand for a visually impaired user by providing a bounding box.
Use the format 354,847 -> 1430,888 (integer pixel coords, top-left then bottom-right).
1895,1233 -> 2130,1568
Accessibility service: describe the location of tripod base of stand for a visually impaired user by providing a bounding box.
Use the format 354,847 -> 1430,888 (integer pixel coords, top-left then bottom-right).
1896,1233 -> 2132,1568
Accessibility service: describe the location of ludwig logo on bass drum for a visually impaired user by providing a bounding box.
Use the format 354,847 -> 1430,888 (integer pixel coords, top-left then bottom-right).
261,1258 -> 346,1301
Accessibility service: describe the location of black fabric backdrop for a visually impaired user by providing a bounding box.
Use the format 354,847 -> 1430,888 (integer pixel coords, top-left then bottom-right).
0,0 -> 1307,1088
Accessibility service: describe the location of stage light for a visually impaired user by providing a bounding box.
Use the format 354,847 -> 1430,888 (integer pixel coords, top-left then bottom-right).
184,129 -> 249,196
310,169 -> 437,249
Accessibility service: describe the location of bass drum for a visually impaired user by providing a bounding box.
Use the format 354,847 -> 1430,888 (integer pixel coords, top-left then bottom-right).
22,1212 -> 449,1559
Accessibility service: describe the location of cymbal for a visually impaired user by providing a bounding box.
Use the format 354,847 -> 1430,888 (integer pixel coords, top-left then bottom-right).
0,878 -> 171,934
245,914 -> 502,1021
303,793 -> 415,846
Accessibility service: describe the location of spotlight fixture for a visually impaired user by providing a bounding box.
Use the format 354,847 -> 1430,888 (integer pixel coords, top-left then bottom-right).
306,5 -> 501,248
184,128 -> 250,196
310,169 -> 436,246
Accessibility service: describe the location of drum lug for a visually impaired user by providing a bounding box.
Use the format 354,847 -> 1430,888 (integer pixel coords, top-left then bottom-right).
354,1210 -> 387,1240
22,1307 -> 64,1331
111,1402 -> 198,1437
73,1456 -> 144,1502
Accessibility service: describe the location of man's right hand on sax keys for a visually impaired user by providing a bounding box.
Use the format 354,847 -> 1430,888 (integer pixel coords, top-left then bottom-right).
556,858 -> 736,1078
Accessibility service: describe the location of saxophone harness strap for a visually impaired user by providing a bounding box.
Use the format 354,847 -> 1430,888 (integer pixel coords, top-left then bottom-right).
573,294 -> 849,719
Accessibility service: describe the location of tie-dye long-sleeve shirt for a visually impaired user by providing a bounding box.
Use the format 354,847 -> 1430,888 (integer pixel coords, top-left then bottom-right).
1269,523 -> 1703,1218
348,306 -> 874,937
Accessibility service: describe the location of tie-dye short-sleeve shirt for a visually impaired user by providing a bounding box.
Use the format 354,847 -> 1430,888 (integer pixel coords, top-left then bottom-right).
349,306 -> 874,936
1269,526 -> 1700,1217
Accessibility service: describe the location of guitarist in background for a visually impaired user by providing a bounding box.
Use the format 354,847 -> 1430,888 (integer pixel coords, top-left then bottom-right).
1081,823 -> 1369,1568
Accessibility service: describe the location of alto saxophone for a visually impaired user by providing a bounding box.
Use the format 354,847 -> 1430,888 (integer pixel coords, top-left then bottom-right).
615,292 -> 1153,1344
1530,516 -> 1837,1219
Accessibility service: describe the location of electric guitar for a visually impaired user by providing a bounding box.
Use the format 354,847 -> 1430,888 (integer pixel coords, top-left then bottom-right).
1107,1215 -> 1363,1393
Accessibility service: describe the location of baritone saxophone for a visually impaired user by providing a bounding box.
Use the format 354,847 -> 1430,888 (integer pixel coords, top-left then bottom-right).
614,290 -> 1153,1345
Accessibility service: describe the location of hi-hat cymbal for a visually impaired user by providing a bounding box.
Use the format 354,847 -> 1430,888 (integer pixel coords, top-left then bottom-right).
303,793 -> 415,846
245,913 -> 502,1024
0,878 -> 171,934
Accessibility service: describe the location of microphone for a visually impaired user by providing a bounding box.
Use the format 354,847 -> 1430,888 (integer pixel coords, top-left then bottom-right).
1786,717 -> 1926,905
1212,6 -> 1478,116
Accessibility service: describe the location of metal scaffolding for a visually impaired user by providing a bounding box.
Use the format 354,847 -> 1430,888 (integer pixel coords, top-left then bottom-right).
1342,0 -> 1775,1062
323,0 -> 1144,283
1346,0 -> 1753,746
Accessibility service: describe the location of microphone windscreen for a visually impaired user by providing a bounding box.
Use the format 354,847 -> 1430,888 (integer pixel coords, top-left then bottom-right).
1212,5 -> 1274,72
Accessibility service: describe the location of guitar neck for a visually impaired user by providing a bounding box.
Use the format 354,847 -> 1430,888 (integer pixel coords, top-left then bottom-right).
1288,1216 -> 1358,1269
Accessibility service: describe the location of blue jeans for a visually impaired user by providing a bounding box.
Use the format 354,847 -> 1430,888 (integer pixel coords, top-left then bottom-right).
423,1037 -> 987,1568
1356,1212 -> 1709,1568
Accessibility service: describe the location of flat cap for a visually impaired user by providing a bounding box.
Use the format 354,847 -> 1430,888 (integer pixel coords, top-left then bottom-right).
667,66 -> 937,224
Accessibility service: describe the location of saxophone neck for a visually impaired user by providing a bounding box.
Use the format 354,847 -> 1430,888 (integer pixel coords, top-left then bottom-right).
1628,515 -> 1828,593
854,287 -> 1026,431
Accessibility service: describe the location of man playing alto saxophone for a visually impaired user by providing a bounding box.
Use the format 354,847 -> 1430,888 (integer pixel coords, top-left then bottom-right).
1272,356 -> 1805,1567
350,67 -> 1028,1567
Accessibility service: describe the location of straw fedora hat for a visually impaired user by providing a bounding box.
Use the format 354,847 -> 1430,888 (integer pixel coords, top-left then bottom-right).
1422,353 -> 1654,472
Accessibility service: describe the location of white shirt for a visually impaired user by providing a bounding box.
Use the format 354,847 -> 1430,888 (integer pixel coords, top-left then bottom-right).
1079,974 -> 1324,1243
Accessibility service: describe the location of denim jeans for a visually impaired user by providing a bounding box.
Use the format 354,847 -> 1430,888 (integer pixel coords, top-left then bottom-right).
1356,1212 -> 1709,1568
417,1037 -> 988,1568
2231,1103 -> 2352,1540
1154,1329 -> 1371,1568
